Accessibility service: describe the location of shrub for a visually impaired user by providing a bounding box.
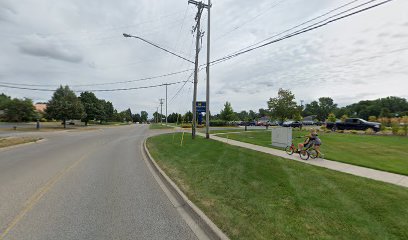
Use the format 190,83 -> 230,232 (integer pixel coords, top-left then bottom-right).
378,117 -> 390,128
391,118 -> 400,135
40,118 -> 47,122
325,130 -> 331,133
402,116 -> 408,136
336,130 -> 344,133
181,123 -> 191,128
210,120 -> 230,127
350,130 -> 358,134
365,128 -> 375,135
327,113 -> 336,123
397,129 -> 406,136
368,116 -> 377,122
341,115 -> 348,122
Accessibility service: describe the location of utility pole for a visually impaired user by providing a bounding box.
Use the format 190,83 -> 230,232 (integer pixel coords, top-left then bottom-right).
189,0 -> 209,139
165,83 -> 168,125
159,99 -> 164,125
205,0 -> 211,139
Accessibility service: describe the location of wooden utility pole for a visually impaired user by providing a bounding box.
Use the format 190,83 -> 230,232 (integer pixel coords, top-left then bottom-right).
188,0 -> 209,139
205,0 -> 211,139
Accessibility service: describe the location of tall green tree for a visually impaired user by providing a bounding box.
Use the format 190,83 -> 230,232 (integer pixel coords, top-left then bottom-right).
3,98 -> 36,122
0,93 -> 11,110
101,100 -> 114,122
79,91 -> 103,126
236,110 -> 249,121
46,86 -> 84,128
248,110 -> 257,120
317,97 -> 337,121
132,113 -> 141,123
141,111 -> 148,122
267,88 -> 297,122
220,101 -> 236,121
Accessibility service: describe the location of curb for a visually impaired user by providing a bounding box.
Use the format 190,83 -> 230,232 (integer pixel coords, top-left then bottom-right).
142,139 -> 229,240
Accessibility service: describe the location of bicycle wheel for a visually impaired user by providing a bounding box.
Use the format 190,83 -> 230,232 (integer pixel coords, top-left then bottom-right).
309,149 -> 318,159
299,150 -> 309,160
285,146 -> 294,155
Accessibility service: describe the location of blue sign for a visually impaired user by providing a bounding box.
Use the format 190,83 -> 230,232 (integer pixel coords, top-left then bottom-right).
196,101 -> 206,113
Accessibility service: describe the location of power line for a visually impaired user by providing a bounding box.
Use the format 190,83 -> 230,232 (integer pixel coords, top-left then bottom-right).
0,68 -> 194,87
209,0 -> 393,66
0,80 -> 191,93
214,0 -> 285,41
226,0 -> 363,55
169,71 -> 195,103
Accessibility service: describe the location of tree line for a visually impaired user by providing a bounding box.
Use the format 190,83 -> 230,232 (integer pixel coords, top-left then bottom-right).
0,86 -> 149,127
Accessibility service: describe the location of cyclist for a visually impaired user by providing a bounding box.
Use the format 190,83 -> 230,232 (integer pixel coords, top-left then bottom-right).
298,129 -> 322,155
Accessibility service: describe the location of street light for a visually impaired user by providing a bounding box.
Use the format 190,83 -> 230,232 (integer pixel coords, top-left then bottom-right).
123,33 -> 194,64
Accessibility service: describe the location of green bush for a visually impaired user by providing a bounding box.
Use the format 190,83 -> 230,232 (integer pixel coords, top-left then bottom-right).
181,123 -> 191,128
365,128 -> 375,135
336,130 -> 344,133
397,129 -> 406,136
350,130 -> 358,134
391,124 -> 400,135
40,118 -> 47,122
210,120 -> 229,127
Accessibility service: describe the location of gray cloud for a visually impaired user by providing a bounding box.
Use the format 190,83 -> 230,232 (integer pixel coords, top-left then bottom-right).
17,35 -> 83,63
1,0 -> 407,115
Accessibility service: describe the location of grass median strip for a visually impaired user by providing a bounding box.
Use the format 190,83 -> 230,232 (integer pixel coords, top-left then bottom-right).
149,123 -> 174,129
0,137 -> 41,148
147,133 -> 408,240
216,130 -> 408,176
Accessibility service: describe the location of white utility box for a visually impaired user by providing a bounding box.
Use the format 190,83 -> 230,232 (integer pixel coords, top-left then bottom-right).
271,127 -> 292,148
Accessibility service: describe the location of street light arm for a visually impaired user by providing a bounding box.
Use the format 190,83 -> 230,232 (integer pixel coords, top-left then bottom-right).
123,33 -> 195,64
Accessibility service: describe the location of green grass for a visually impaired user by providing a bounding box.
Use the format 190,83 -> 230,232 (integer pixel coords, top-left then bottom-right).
149,123 -> 174,129
147,133 -> 408,240
216,130 -> 408,175
0,137 -> 41,148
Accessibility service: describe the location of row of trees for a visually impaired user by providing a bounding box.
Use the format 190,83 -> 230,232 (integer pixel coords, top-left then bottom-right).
268,89 -> 408,122
46,86 -> 149,127
0,86 -> 149,127
0,94 -> 37,122
205,89 -> 408,123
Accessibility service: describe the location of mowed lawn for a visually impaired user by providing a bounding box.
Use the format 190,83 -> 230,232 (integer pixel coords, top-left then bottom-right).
147,133 -> 408,240
216,130 -> 408,175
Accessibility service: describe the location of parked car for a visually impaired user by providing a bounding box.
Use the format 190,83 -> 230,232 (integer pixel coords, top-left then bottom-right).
326,118 -> 381,132
282,121 -> 303,128
302,120 -> 314,125
241,121 -> 256,126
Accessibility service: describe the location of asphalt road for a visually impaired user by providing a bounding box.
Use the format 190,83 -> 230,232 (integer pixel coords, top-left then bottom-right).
0,125 -> 197,240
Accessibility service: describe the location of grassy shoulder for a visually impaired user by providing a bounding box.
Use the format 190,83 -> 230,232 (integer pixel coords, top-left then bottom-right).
147,133 -> 408,240
216,130 -> 408,176
0,137 -> 41,148
149,123 -> 174,129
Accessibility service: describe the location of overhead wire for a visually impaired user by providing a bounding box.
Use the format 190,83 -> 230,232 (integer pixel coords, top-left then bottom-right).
208,0 -> 393,67
0,68 -> 194,87
0,80 -> 192,93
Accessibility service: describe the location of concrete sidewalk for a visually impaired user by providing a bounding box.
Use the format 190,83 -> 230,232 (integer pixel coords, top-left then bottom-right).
197,132 -> 408,188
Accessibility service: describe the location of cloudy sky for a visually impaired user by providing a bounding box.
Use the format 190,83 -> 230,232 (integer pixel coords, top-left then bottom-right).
0,0 -> 407,116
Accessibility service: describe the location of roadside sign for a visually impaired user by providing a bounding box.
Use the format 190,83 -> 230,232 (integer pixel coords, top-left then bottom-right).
195,101 -> 206,113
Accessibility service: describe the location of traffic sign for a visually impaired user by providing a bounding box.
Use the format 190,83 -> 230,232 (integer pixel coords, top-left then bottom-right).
196,101 -> 206,113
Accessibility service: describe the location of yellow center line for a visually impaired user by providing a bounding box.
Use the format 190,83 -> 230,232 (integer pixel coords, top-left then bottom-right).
0,153 -> 90,240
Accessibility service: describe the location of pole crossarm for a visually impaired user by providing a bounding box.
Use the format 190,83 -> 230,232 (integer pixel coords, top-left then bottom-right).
123,33 -> 194,64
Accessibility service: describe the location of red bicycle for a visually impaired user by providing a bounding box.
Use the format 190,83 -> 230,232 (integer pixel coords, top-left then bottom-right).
285,138 -> 318,160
